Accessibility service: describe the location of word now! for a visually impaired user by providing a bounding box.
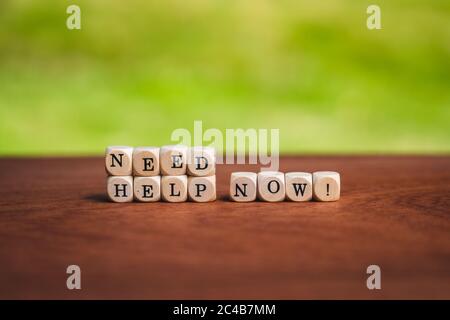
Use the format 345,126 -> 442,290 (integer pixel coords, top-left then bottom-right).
105,145 -> 340,203
231,171 -> 340,202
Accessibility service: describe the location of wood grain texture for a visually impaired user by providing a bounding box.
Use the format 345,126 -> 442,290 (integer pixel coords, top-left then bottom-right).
0,156 -> 449,299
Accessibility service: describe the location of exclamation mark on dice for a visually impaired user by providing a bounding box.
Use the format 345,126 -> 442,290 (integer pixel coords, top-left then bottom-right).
313,171 -> 340,202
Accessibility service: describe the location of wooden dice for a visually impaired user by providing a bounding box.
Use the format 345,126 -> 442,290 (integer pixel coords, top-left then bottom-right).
105,146 -> 133,176
134,176 -> 161,202
160,145 -> 188,176
107,176 -> 133,203
188,176 -> 216,202
229,172 -> 257,202
161,175 -> 188,202
312,171 -> 340,202
285,172 -> 312,202
106,145 -> 216,203
133,147 -> 160,176
105,145 -> 340,203
257,171 -> 285,202
187,146 -> 215,177
230,171 -> 340,202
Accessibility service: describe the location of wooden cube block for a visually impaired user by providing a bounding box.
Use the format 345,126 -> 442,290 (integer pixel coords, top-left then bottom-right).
105,146 -> 133,176
134,176 -> 161,202
229,172 -> 257,202
133,147 -> 160,176
161,175 -> 188,202
313,171 -> 340,202
160,145 -> 188,176
188,176 -> 216,202
187,146 -> 215,177
257,171 -> 285,202
285,172 -> 312,202
107,176 -> 133,203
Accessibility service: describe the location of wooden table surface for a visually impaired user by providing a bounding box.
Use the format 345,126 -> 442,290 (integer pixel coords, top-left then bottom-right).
0,156 -> 449,299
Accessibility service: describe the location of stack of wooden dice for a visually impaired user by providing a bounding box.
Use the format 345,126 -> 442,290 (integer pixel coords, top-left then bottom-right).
106,145 -> 216,203
106,145 -> 341,203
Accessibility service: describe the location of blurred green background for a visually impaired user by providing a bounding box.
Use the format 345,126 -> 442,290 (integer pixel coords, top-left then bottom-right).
0,0 -> 449,155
